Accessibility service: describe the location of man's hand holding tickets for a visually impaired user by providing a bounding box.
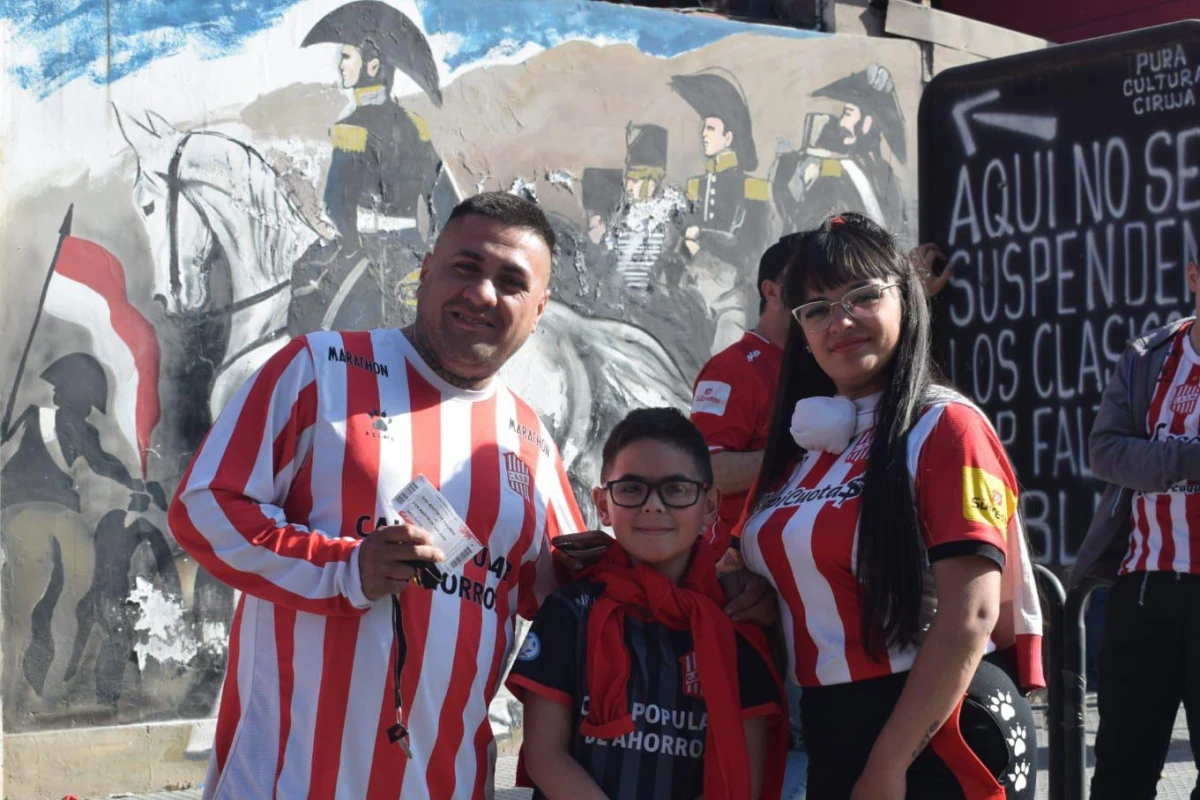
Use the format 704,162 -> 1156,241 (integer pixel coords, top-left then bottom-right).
359,523 -> 445,601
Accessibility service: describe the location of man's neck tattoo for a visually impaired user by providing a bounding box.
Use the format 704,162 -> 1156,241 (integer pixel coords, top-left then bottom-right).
403,325 -> 490,391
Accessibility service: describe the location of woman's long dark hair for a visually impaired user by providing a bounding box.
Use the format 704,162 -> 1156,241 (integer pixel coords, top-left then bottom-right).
752,213 -> 940,657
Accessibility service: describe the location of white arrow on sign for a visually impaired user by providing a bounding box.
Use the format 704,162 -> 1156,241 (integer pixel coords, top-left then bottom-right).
973,112 -> 1058,143
952,89 -> 1000,157
951,88 -> 1059,157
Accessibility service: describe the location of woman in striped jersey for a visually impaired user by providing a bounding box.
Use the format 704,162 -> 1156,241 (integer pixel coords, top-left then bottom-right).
736,214 -> 1044,799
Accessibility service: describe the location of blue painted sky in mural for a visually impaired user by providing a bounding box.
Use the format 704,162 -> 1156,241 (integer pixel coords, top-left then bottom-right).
5,0 -> 819,98
419,0 -> 818,72
5,0 -> 301,97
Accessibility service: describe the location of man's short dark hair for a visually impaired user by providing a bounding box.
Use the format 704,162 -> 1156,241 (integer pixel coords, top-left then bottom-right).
600,407 -> 713,484
757,234 -> 797,312
446,192 -> 556,255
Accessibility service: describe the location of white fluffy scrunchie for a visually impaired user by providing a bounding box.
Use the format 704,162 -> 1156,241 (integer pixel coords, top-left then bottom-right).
790,393 -> 881,453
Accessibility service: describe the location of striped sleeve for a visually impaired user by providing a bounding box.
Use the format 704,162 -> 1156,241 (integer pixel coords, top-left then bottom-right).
518,441 -> 586,620
168,336 -> 369,616
913,403 -> 1012,567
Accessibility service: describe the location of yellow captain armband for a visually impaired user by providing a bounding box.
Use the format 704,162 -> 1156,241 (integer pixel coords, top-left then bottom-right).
405,110 -> 432,142
743,177 -> 770,202
331,124 -> 368,153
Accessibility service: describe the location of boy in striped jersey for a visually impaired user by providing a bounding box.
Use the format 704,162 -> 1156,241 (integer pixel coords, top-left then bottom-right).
508,408 -> 786,800
1075,262 -> 1200,800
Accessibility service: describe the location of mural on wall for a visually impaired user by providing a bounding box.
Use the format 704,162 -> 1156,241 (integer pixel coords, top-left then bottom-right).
771,63 -> 909,233
1,0 -> 920,733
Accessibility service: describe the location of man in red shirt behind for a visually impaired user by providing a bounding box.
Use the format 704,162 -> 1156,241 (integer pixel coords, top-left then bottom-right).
690,235 -> 794,554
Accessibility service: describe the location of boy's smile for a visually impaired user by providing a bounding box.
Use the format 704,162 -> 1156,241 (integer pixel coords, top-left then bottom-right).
593,439 -> 720,583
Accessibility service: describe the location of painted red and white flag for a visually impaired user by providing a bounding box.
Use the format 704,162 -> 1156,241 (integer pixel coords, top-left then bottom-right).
42,236 -> 161,474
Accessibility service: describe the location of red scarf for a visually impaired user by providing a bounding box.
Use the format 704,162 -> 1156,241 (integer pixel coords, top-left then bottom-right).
581,541 -> 787,800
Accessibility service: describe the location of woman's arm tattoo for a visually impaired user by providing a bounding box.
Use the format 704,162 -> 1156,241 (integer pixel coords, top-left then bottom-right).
911,720 -> 941,761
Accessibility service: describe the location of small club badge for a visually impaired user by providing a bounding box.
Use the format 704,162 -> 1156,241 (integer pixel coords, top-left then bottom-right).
1170,381 -> 1200,416
680,651 -> 701,698
505,452 -> 532,501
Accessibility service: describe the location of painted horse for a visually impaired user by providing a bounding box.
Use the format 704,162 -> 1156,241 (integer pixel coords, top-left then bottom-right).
114,109 -> 692,485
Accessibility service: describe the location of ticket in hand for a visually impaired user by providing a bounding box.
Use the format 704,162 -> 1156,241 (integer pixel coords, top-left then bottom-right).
392,475 -> 483,572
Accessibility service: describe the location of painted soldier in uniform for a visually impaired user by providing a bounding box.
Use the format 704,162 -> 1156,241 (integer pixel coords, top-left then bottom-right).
0,353 -> 171,702
586,125 -> 684,294
289,0 -> 449,334
582,167 -> 625,265
577,126 -> 713,376
670,70 -> 771,354
772,63 -> 907,232
0,354 -> 151,513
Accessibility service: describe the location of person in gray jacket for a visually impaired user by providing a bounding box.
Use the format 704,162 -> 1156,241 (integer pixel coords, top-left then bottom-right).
1071,266 -> 1200,800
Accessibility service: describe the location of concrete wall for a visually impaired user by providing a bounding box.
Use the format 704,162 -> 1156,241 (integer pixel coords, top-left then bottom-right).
1,0 -> 920,795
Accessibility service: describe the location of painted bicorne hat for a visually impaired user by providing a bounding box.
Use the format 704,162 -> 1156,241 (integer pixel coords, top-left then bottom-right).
302,0 -> 443,106
669,69 -> 757,172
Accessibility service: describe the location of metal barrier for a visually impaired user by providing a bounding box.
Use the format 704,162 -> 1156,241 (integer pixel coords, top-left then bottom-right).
1035,565 -> 1067,800
1062,577 -> 1104,800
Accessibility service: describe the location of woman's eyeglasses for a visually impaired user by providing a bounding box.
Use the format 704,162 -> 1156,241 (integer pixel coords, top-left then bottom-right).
603,478 -> 708,508
791,283 -> 899,333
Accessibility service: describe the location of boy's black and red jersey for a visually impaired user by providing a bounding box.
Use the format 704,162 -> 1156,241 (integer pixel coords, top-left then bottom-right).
507,579 -> 779,800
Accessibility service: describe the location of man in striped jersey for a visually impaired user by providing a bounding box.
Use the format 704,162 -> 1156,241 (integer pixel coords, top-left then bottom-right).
1075,262 -> 1200,799
168,193 -> 588,800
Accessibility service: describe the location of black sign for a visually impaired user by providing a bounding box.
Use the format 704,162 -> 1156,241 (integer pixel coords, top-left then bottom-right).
920,21 -> 1200,566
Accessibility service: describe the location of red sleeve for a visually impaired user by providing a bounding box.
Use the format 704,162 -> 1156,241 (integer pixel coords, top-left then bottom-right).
728,474 -> 760,544
914,403 -> 1014,567
168,335 -> 369,616
690,353 -> 763,454
517,445 -> 584,620
730,458 -> 800,544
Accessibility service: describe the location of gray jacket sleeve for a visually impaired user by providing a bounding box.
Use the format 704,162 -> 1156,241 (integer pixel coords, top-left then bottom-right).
1090,344 -> 1200,491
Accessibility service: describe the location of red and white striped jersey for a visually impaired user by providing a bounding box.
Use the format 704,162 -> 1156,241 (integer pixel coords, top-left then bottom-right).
739,397 -> 1019,688
169,329 -> 584,800
1122,322 -> 1200,576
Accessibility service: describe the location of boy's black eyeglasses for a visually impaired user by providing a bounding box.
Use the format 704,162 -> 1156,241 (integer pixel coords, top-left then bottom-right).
603,478 -> 708,508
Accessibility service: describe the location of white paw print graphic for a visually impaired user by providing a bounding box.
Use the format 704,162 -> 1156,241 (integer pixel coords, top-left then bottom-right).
988,690 -> 1016,721
1007,724 -> 1028,756
1008,760 -> 1030,792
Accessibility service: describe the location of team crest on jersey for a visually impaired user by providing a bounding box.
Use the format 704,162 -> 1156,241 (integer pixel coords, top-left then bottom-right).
1170,382 -> 1200,416
846,429 -> 875,463
680,651 -> 701,697
504,452 -> 532,501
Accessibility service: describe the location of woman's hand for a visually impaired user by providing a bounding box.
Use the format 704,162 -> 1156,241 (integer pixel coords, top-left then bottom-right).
850,762 -> 906,800
721,569 -> 778,625
910,242 -> 951,296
